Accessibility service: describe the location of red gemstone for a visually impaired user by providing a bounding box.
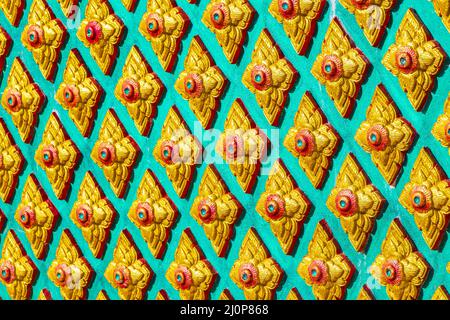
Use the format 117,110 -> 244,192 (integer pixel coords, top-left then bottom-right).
197,198 -> 217,224
410,186 -> 432,212
63,85 -> 80,108
135,202 -> 154,226
146,14 -> 163,38
210,3 -> 229,29
0,261 -> 15,284
85,21 -> 102,44
351,0 -> 370,9
382,260 -> 402,285
42,145 -> 58,168
76,204 -> 93,227
238,263 -> 258,288
395,47 -> 418,74
335,189 -> 358,217
366,124 -> 389,151
250,65 -> 272,91
308,259 -> 328,284
114,266 -> 131,288
321,55 -> 343,81
98,143 -> 116,166
5,90 -> 22,112
161,141 -> 178,164
294,129 -> 315,156
183,73 -> 203,98
18,206 -> 36,229
264,194 -> 285,220
27,25 -> 44,48
278,0 -> 297,19
122,79 -> 140,103
223,134 -> 243,160
174,266 -> 192,290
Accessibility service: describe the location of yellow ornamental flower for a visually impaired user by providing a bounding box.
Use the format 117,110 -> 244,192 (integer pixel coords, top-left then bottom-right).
326,154 -> 385,252
297,220 -> 355,300
242,29 -> 297,125
0,0 -> 24,26
202,0 -> 255,63
284,91 -> 340,189
370,218 -> 430,300
0,27 -> 10,72
311,17 -> 369,118
139,0 -> 189,72
175,36 -> 226,129
15,174 -> 59,260
48,230 -> 93,300
355,84 -> 415,185
230,228 -> 283,300
21,0 -> 66,81
190,165 -> 242,257
382,9 -> 445,111
431,0 -> 450,32
256,159 -> 311,254
104,230 -> 153,300
128,169 -> 178,259
166,229 -> 217,300
399,148 -> 450,250
269,0 -> 326,54
432,93 -> 450,153
56,49 -> 102,137
115,46 -> 164,136
77,0 -> 124,75
0,231 -> 37,300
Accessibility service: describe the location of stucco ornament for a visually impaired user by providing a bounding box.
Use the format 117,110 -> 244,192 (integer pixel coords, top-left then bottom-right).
0,0 -> 24,26
432,93 -> 450,154
431,0 -> 450,31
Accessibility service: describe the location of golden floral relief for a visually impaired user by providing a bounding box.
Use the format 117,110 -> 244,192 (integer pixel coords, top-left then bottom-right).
121,0 -> 138,11
57,0 -> 78,17
166,229 -> 217,300
202,0 -> 255,63
105,230 -> 153,300
0,27 -> 11,73
311,17 -> 369,118
175,36 -> 226,129
370,218 -> 430,300
399,148 -> 450,250
431,0 -> 450,31
269,0 -> 326,54
0,0 -> 24,26
432,93 -> 450,153
298,220 -> 355,300
128,169 -> 178,259
115,45 -> 164,136
256,159 -> 311,254
242,29 -> 297,125
284,91 -> 340,189
382,9 -> 445,111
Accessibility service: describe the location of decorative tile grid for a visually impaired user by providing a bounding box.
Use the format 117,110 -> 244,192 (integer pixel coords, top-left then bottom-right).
0,0 -> 449,300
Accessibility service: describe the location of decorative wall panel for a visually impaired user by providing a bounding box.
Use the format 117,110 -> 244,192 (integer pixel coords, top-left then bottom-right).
0,0 -> 448,300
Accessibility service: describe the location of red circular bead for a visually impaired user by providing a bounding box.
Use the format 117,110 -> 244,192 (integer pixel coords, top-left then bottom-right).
294,129 -> 315,156
183,73 -> 203,98
335,189 -> 358,217
278,0 -> 298,19
5,90 -> 22,112
161,140 -> 178,164
62,85 -> 80,108
54,264 -> 69,286
135,202 -> 154,226
395,47 -> 418,74
85,21 -> 102,44
76,204 -> 93,227
121,79 -> 140,103
264,194 -> 285,220
444,122 -> 450,142
238,263 -> 258,288
321,55 -> 343,81
410,186 -> 432,212
382,260 -> 402,285
251,65 -> 272,91
146,14 -> 164,37
98,143 -> 116,166
210,3 -> 229,29
308,259 -> 328,284
223,134 -> 243,160
174,266 -> 192,290
0,261 -> 15,284
366,124 -> 389,151
114,266 -> 131,288
42,145 -> 58,168
197,198 -> 217,224
18,206 -> 36,229
27,25 -> 44,48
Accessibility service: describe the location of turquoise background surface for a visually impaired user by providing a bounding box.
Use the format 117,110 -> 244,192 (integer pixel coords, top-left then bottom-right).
0,0 -> 449,300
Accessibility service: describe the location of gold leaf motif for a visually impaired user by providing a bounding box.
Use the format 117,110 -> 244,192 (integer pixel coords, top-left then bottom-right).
357,285 -> 374,300
35,112 -> 80,199
15,174 -> 59,259
1,58 -> 45,143
166,229 -> 217,300
256,159 -> 311,254
0,119 -> 24,203
153,106 -> 201,198
48,230 -> 93,300
0,27 -> 11,72
0,210 -> 5,232
202,0 -> 255,63
242,29 -> 297,125
21,0 -> 66,81
326,154 -> 385,252
96,290 -> 109,300
105,230 -> 153,300
70,171 -> 116,258
219,289 -> 233,300
432,93 -> 450,153
0,0 -> 24,26
91,109 -> 140,198
297,220 -> 354,300
382,9 -> 445,111
355,84 -> 415,185
0,231 -> 37,300
339,0 -> 396,46
175,36 -> 226,129
56,49 -> 102,137
128,169 -> 178,259
115,45 -> 164,136
370,218 -> 430,300
311,17 -> 369,117
57,0 -> 78,17
286,288 -> 302,300
432,286 -> 450,300
216,99 -> 268,193
139,0 -> 189,72
432,0 -> 450,31
38,289 -> 52,300
269,0 -> 326,54
156,290 -> 169,300
284,91 -> 340,188
190,165 -> 242,256
77,0 -> 124,75
230,227 -> 283,300
121,0 -> 138,11
399,148 -> 450,250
